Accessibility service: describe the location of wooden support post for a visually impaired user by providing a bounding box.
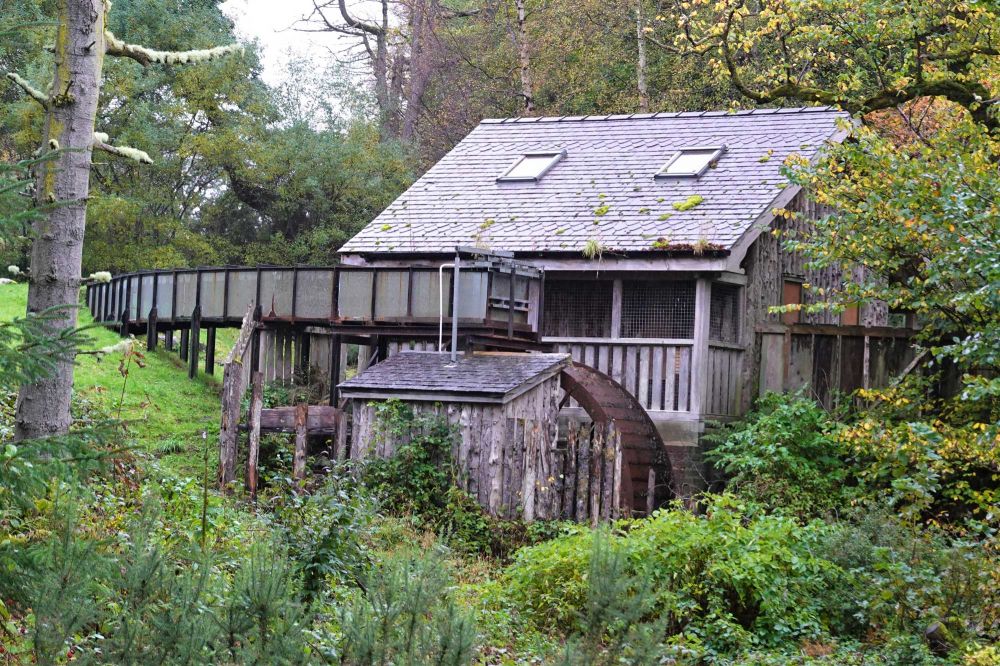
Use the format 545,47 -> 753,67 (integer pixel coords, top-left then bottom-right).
146,307 -> 158,350
611,279 -> 623,338
219,361 -> 242,490
646,468 -> 656,516
205,327 -> 216,375
247,371 -> 263,500
188,305 -> 201,380
219,304 -> 258,491
293,402 -> 308,483
164,329 -> 174,351
179,328 -> 189,361
250,305 -> 262,374
329,334 -> 342,406
690,277 -> 712,420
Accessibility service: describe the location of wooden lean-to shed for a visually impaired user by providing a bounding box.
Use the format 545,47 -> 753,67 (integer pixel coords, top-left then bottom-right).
339,351 -> 632,522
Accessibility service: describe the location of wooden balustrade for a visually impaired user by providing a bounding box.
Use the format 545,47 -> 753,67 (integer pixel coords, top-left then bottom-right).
543,337 -> 694,413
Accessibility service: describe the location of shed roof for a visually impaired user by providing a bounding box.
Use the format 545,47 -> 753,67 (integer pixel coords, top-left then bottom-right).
338,352 -> 570,404
339,107 -> 850,257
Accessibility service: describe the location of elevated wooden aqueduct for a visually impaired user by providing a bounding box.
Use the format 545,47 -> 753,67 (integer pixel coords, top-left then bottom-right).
85,250 -> 674,521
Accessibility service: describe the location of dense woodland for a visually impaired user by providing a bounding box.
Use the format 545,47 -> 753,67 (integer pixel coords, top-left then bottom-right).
1,0 -> 999,663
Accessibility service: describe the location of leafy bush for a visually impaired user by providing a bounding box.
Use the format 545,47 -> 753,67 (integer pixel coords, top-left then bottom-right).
842,384 -> 1000,525
705,393 -> 851,518
814,507 -> 998,648
505,526 -> 597,630
272,473 -> 374,599
507,496 -> 834,654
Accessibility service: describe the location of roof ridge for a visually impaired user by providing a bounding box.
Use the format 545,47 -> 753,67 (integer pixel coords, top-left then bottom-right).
479,106 -> 845,124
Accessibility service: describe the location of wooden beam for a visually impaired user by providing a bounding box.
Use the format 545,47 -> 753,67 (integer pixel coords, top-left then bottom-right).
329,334 -> 342,406
218,360 -> 242,491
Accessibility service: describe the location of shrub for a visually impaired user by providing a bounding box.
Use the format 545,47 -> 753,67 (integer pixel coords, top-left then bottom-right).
506,496 -> 836,655
361,400 -> 561,558
272,473 -> 375,599
505,526 -> 598,630
705,393 -> 851,518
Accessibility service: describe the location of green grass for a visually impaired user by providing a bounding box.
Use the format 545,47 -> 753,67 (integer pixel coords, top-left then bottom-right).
1,283 -> 228,477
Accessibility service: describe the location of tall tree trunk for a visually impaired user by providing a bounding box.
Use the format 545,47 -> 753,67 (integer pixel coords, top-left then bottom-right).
636,1 -> 649,112
515,0 -> 534,114
15,0 -> 105,441
401,0 -> 439,142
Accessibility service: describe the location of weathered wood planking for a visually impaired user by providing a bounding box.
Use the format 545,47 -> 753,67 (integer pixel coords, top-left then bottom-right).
705,345 -> 745,417
755,326 -> 915,408
347,376 -> 625,522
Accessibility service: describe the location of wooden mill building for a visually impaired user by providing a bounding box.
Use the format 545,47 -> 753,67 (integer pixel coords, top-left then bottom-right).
338,107 -> 906,492
87,107 -> 915,512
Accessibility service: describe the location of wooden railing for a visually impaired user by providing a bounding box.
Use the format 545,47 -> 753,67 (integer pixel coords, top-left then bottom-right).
544,338 -> 694,413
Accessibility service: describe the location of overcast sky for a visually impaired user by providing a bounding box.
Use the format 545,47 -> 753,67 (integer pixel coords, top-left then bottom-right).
220,0 -> 377,86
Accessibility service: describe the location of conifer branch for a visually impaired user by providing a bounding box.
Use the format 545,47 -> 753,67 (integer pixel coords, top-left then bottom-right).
104,31 -> 241,67
5,72 -> 50,108
93,135 -> 153,164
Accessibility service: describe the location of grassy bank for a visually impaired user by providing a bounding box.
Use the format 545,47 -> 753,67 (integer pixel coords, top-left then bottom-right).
1,283 -> 225,476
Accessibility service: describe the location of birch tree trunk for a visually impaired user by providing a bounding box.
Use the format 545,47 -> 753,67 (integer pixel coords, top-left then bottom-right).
514,0 -> 534,114
15,0 -> 105,441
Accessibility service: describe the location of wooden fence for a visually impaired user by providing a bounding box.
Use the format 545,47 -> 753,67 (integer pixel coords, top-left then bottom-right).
757,323 -> 915,408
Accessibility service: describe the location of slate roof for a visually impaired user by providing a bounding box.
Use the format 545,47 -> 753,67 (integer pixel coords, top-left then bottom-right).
338,352 -> 570,403
339,107 -> 850,256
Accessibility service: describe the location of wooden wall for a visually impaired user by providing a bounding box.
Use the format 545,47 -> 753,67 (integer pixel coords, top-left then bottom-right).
350,375 -> 561,519
347,374 -> 627,522
739,190 -> 890,411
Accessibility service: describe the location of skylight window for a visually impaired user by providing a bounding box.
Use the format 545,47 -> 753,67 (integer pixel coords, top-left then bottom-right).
656,145 -> 726,178
497,150 -> 565,182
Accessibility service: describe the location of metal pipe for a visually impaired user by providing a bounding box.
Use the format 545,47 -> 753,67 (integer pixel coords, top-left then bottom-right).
438,262 -> 455,352
450,250 -> 461,363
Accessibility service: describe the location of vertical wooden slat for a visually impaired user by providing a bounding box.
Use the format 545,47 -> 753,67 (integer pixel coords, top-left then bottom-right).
651,346 -> 664,410
664,346 -> 677,411
678,347 -> 690,412
246,371 -> 263,500
638,345 -> 651,409
624,345 -> 638,400
574,424 -> 589,522
611,345 -> 624,385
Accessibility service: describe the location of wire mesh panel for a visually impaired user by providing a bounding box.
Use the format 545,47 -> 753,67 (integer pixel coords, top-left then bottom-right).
542,280 -> 612,337
621,280 -> 695,339
710,283 -> 741,343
